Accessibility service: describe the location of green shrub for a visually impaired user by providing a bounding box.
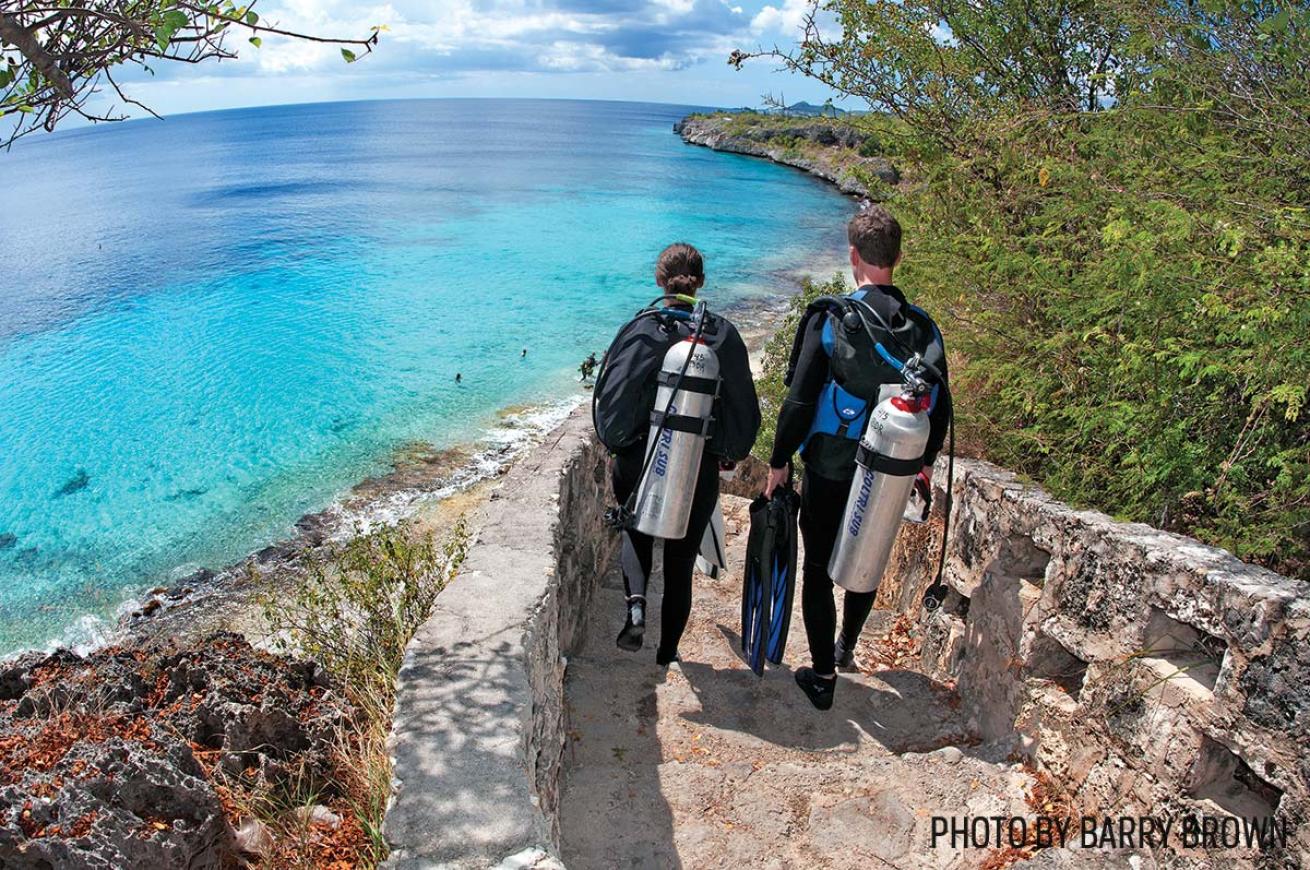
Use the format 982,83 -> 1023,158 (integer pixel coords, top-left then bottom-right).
258,519 -> 470,865
885,110 -> 1308,577
744,0 -> 1309,578
262,520 -> 468,701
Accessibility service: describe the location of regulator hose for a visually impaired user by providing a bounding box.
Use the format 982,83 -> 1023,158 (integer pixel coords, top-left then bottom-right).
921,416 -> 954,613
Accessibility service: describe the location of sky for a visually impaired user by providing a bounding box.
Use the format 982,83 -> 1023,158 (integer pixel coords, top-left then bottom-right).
106,0 -> 842,117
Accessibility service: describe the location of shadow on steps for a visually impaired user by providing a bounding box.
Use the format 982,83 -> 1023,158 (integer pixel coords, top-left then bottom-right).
678,655 -> 976,756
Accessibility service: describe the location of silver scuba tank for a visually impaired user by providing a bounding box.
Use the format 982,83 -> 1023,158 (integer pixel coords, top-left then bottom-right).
828,389 -> 931,593
633,337 -> 720,539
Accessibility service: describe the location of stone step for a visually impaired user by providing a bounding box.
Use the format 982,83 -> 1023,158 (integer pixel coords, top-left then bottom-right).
560,495 -> 1033,869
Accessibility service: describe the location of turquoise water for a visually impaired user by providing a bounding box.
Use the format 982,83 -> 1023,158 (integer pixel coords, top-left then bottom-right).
0,99 -> 853,655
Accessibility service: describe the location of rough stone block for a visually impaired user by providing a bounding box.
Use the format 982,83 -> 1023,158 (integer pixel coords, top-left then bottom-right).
899,457 -> 1310,867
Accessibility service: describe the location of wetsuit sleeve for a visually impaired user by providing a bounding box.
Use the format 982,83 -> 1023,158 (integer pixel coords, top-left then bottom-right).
768,313 -> 828,469
714,325 -> 761,461
924,348 -> 952,466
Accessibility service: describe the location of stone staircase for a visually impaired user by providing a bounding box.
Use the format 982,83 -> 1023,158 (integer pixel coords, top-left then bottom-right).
384,415 -> 1307,868
559,495 -> 1036,869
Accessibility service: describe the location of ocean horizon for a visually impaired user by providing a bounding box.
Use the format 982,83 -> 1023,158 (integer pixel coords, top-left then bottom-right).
0,97 -> 855,658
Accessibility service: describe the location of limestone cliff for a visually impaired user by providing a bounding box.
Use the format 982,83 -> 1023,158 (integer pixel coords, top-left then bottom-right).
674,114 -> 898,198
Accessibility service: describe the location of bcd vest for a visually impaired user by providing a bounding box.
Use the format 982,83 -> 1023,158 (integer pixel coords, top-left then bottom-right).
793,289 -> 945,452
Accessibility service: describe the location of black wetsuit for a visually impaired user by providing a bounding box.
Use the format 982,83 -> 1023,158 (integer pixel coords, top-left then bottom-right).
603,302 -> 760,661
770,284 -> 951,674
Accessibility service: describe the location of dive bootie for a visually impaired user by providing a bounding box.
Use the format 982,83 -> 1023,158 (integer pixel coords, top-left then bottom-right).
834,635 -> 857,671
616,597 -> 646,652
795,667 -> 836,710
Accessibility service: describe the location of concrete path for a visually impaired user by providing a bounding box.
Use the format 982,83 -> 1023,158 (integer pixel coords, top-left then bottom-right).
559,495 -> 1036,870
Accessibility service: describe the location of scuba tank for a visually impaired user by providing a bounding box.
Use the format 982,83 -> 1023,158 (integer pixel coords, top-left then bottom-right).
633,333 -> 720,538
828,356 -> 933,593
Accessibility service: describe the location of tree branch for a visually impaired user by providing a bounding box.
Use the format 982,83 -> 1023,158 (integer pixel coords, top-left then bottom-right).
0,11 -> 74,98
2,0 -> 382,147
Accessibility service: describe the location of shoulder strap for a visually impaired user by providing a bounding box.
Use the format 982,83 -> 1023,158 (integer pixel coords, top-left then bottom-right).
907,304 -> 946,355
904,304 -> 947,380
845,296 -> 947,386
784,296 -> 847,387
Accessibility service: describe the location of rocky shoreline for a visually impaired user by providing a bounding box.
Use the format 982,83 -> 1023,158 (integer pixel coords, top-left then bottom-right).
86,402 -> 582,655
674,113 -> 898,198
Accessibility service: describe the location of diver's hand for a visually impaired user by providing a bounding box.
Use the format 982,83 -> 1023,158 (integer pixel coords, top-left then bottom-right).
763,465 -> 789,498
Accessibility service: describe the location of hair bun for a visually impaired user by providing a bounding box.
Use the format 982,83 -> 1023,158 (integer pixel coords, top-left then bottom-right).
656,242 -> 705,295
666,274 -> 696,293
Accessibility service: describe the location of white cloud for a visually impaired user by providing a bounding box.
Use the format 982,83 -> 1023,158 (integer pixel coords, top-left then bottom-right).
750,0 -> 809,35
90,0 -> 848,117
652,0 -> 697,15
237,0 -> 744,76
537,40 -> 684,72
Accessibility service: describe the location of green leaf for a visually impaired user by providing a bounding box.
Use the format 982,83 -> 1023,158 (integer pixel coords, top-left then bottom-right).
245,10 -> 259,25
1260,8 -> 1291,34
249,36 -> 262,47
1269,384 -> 1306,421
17,104 -> 33,113
0,70 -> 11,88
341,48 -> 357,63
154,9 -> 189,51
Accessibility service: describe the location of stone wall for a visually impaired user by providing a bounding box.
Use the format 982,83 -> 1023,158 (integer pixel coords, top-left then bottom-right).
880,457 -> 1309,866
382,409 -> 616,869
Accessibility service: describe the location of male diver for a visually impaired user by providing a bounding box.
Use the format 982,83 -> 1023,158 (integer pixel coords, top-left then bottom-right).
763,207 -> 952,709
579,351 -> 598,382
594,243 -> 760,665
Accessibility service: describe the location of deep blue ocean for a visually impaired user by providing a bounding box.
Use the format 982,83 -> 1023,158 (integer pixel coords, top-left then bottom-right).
0,99 -> 853,656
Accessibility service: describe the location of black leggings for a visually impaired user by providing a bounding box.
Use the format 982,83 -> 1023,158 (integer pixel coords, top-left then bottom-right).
612,449 -> 720,660
799,470 -> 877,675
